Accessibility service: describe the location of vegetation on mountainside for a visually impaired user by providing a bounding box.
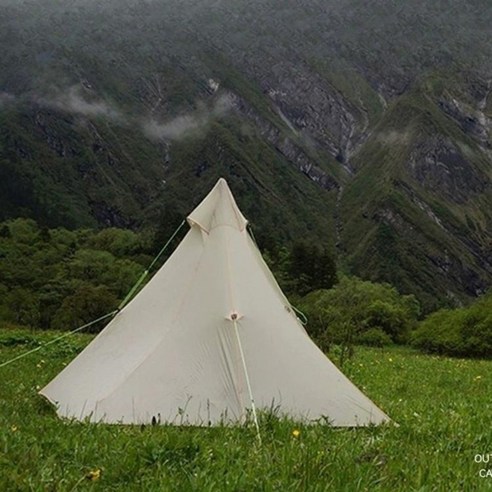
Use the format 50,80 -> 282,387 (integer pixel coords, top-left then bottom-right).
0,330 -> 490,491
160,120 -> 339,245
0,107 -> 339,247
340,82 -> 492,312
1,0 -> 491,309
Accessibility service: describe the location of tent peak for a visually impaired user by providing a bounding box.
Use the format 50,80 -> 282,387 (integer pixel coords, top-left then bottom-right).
187,178 -> 248,233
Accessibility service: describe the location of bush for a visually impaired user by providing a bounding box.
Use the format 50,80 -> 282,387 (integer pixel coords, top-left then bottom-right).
4,288 -> 40,328
412,292 -> 492,357
88,228 -> 142,257
358,328 -> 393,347
261,240 -> 338,298
52,285 -> 118,332
288,241 -> 338,296
300,276 -> 420,351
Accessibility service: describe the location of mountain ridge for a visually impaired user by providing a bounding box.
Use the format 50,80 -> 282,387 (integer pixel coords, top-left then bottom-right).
0,0 -> 491,309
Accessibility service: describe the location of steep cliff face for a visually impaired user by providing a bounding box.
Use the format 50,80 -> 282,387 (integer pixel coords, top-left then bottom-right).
340,84 -> 492,310
407,136 -> 487,203
0,0 -> 491,307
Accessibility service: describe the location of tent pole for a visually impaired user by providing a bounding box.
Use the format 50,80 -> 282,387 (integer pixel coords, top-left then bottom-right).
232,319 -> 262,444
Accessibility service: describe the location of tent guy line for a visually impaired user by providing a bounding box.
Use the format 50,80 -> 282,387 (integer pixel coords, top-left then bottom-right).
0,311 -> 118,369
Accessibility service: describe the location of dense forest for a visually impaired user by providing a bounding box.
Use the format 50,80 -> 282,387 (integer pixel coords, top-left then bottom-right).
0,218 -> 490,357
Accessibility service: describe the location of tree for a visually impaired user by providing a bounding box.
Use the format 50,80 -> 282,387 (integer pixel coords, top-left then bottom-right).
0,224 -> 11,238
288,241 -> 338,296
88,228 -> 142,257
52,285 -> 118,332
5,288 -> 41,327
313,248 -> 338,292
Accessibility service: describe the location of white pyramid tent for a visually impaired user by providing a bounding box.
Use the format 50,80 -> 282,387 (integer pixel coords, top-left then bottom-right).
41,178 -> 390,427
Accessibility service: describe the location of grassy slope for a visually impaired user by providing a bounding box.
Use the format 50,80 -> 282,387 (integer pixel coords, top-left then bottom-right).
340,81 -> 492,311
0,328 -> 490,491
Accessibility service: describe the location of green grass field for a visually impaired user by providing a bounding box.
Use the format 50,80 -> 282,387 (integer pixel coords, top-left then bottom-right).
1,329 -> 491,491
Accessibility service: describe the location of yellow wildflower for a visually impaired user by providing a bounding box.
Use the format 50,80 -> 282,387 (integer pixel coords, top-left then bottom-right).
86,469 -> 101,481
11,425 -> 17,432
474,375 -> 482,380
292,429 -> 300,438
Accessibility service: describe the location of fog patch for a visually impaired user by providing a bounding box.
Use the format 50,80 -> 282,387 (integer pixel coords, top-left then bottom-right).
143,94 -> 234,141
36,85 -> 123,121
5,85 -> 234,141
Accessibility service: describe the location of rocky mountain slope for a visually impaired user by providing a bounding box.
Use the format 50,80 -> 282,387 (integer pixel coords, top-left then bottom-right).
0,0 -> 491,310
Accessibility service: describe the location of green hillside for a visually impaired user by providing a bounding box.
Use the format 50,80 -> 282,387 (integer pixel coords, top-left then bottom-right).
341,79 -> 492,310
0,0 -> 491,308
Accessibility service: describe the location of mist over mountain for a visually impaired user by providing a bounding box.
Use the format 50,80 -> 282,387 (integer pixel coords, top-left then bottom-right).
0,0 -> 491,310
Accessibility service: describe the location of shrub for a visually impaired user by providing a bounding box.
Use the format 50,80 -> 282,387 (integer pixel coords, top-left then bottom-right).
358,328 -> 393,347
412,292 -> 492,357
0,218 -> 151,330
52,285 -> 118,332
300,276 -> 419,351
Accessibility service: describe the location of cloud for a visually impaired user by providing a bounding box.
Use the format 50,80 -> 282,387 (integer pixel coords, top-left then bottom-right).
36,85 -> 123,121
3,84 -> 233,143
142,94 -> 234,141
